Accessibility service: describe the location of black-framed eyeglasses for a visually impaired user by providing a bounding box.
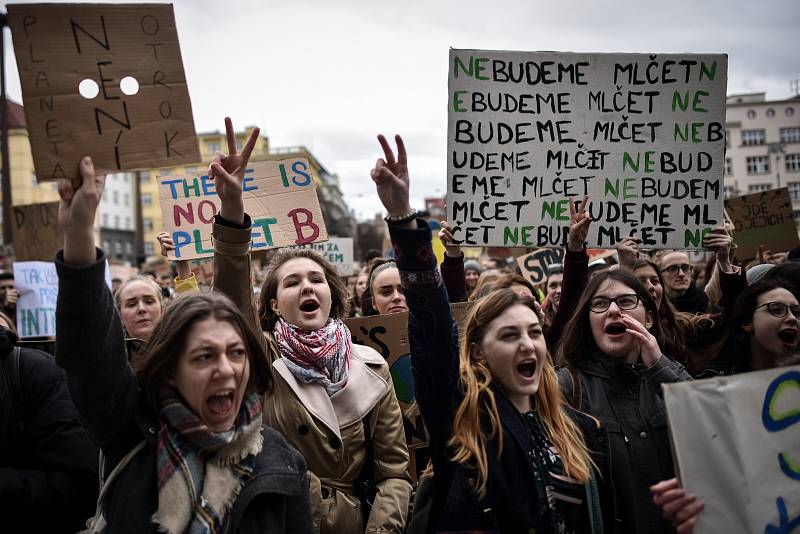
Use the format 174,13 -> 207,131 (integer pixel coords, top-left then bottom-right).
756,302 -> 800,320
589,294 -> 641,313
663,264 -> 694,275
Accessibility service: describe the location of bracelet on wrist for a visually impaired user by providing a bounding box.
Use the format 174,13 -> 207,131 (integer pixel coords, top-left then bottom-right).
384,209 -> 417,224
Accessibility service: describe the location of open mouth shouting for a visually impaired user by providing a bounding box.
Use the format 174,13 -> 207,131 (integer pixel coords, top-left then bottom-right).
207,388 -> 236,422
777,327 -> 798,349
516,357 -> 538,380
604,321 -> 627,339
299,298 -> 321,316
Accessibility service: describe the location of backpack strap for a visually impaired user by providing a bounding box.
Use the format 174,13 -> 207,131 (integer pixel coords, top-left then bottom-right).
85,440 -> 147,533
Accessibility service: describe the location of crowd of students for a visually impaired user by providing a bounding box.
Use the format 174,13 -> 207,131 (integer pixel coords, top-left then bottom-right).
0,121 -> 798,533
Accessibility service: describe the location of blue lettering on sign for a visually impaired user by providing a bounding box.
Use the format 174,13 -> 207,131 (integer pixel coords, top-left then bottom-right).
764,497 -> 800,534
762,370 -> 800,479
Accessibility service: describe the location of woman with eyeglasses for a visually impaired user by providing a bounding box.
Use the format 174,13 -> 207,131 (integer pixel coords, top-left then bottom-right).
702,279 -> 800,373
556,270 -> 692,534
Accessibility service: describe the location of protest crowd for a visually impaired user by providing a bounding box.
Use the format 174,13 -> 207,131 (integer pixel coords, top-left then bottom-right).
1,6 -> 799,534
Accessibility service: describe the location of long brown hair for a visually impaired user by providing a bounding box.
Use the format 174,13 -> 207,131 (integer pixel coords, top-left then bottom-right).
136,292 -> 271,413
557,270 -> 664,366
450,288 -> 592,498
258,248 -> 348,331
632,258 -> 714,370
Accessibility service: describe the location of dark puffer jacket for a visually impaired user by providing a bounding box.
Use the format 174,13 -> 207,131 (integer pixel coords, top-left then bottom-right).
54,250 -> 313,534
0,328 -> 98,533
558,352 -> 692,534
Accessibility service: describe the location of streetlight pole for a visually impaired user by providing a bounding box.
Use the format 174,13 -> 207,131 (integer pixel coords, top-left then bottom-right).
0,13 -> 12,245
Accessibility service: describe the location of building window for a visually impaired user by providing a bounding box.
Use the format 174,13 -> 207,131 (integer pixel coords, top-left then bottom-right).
788,107 -> 796,117
103,240 -> 111,252
741,129 -> 766,146
207,142 -> 220,154
748,183 -> 772,193
142,193 -> 152,207
746,156 -> 770,175
143,218 -> 154,231
780,127 -> 800,144
125,243 -> 133,255
125,217 -> 131,229
102,213 -> 109,227
766,108 -> 775,118
114,241 -> 123,255
140,173 -> 151,183
725,130 -> 729,149
112,190 -> 119,204
723,185 -> 736,199
788,182 -> 800,201
787,154 -> 800,172
725,158 -> 733,176
747,110 -> 756,119
114,215 -> 120,228
123,193 -> 130,207
144,242 -> 155,255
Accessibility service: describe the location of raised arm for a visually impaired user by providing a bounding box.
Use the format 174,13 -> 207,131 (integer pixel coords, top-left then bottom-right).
208,118 -> 263,342
438,221 -> 467,303
370,134 -> 460,466
547,196 -> 591,351
55,157 -> 138,456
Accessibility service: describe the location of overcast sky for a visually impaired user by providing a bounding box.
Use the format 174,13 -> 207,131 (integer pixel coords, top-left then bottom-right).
3,0 -> 799,220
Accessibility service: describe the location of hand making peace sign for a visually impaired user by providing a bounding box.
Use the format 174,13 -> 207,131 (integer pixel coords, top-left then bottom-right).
208,117 -> 260,225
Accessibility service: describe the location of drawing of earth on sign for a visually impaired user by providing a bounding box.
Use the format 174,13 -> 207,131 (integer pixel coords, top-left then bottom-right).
390,353 -> 415,405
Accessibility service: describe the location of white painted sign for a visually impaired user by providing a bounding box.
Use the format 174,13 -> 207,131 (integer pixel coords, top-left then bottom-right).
447,50 -> 727,250
294,237 -> 354,276
664,366 -> 800,533
14,261 -> 112,337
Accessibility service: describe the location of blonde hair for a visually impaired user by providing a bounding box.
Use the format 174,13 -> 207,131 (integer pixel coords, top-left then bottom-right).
449,288 -> 593,498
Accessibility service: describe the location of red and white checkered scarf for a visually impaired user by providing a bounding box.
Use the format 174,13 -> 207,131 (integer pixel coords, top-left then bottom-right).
274,318 -> 352,395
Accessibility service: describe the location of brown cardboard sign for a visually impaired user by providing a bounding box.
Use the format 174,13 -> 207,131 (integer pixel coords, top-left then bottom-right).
158,158 -> 328,261
8,3 -> 200,180
725,188 -> 800,260
516,248 -> 566,286
451,301 -> 476,332
11,202 -> 63,261
346,312 -> 426,446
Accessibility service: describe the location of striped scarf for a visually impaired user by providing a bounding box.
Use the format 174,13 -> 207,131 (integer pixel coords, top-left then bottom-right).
275,317 -> 352,396
152,387 -> 263,534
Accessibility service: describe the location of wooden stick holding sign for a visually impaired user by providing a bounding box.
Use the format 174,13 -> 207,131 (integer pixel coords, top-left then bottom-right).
8,3 -> 200,180
158,158 -> 328,260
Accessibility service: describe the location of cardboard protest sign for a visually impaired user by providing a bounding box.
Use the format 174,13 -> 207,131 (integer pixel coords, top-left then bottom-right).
294,237 -> 354,276
11,202 -> 63,262
725,188 -> 800,260
8,3 -> 200,180
447,50 -> 727,250
14,261 -> 112,338
664,367 -> 800,533
451,301 -> 476,331
158,158 -> 328,260
346,312 -> 426,446
516,248 -> 566,286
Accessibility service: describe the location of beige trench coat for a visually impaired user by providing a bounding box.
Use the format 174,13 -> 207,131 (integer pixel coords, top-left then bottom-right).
213,219 -> 412,534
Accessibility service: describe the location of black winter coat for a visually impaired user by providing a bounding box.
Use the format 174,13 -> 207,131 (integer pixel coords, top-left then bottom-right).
391,220 -> 615,534
0,329 -> 98,533
54,250 -> 313,534
558,352 -> 692,534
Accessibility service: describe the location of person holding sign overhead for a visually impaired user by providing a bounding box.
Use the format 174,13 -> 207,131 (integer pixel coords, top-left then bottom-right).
209,119 -> 412,534
371,134 -> 615,533
54,156 -> 313,533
